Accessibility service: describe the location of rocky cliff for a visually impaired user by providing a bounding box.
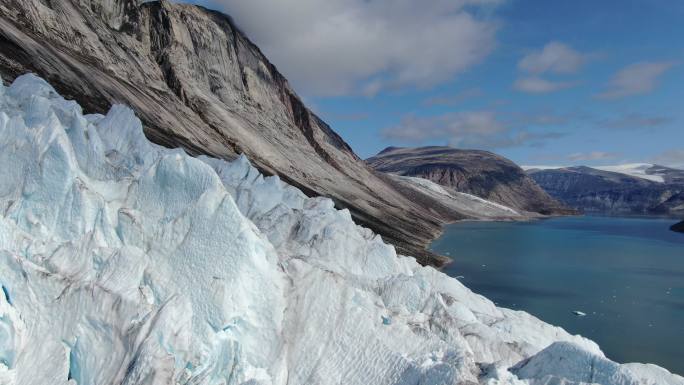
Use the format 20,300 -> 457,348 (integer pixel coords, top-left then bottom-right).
670,221 -> 684,233
672,220 -> 684,233
0,0 -> 455,264
528,166 -> 684,216
367,146 -> 572,215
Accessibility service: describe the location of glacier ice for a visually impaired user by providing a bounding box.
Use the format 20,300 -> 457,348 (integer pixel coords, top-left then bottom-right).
0,74 -> 681,385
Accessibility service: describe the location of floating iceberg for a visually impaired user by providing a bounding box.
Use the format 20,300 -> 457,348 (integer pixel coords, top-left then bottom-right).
0,74 -> 681,385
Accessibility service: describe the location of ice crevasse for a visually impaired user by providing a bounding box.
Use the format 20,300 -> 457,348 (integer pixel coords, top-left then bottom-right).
0,74 -> 681,385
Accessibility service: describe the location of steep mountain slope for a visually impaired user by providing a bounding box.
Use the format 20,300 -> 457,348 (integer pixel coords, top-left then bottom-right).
654,192 -> 684,215
0,0 -> 452,263
528,166 -> 684,215
2,73 -> 682,385
367,146 -> 572,215
388,175 -> 526,220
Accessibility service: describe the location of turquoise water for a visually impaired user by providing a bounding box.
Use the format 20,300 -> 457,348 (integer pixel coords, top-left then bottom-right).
430,216 -> 684,375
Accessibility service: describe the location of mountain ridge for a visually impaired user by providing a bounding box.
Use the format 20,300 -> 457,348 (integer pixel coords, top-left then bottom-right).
367,146 -> 574,216
528,165 -> 684,216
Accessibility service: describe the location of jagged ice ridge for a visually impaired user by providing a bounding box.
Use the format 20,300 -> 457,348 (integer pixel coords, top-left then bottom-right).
0,74 -> 682,385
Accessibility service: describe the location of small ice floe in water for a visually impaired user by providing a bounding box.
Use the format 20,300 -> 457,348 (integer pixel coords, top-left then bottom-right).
572,311 -> 587,317
481,264 -> 487,267
382,316 -> 392,325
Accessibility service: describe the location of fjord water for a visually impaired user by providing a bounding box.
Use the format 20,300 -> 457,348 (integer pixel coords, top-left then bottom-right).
431,216 -> 684,375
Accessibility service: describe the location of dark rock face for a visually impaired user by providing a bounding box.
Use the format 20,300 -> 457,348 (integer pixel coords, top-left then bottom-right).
0,0 -> 455,264
528,166 -> 684,216
671,220 -> 684,233
367,146 -> 572,215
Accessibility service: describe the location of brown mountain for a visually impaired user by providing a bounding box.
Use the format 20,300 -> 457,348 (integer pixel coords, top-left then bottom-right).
367,146 -> 573,215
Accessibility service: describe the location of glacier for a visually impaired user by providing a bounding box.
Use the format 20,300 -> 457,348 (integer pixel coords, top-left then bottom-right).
0,73 -> 681,385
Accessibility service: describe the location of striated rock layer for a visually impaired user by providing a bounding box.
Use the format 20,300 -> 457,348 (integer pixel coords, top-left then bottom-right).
2,74 -> 682,385
367,146 -> 573,216
0,0 -> 455,264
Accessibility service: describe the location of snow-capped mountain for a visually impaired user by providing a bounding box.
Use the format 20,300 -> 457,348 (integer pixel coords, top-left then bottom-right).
526,164 -> 684,184
1,74 -> 682,385
594,164 -> 667,183
527,165 -> 684,216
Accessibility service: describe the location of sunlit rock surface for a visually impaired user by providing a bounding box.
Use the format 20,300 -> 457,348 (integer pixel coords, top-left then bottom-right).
0,74 -> 681,385
367,146 -> 574,216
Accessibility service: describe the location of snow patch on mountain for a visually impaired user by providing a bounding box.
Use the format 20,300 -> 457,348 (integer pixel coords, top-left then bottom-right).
392,175 -> 522,218
524,164 -> 666,183
595,164 -> 665,183
0,74 -> 681,385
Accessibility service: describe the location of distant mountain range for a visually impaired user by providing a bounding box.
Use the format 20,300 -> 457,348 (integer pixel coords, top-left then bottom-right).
526,164 -> 684,216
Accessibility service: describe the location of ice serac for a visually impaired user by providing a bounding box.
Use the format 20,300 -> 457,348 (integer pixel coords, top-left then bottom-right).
0,0 -> 452,265
0,74 -> 286,385
367,146 -> 574,216
2,75 -> 682,385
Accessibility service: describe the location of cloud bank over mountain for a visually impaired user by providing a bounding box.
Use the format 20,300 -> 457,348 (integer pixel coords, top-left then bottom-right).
197,0 -> 501,96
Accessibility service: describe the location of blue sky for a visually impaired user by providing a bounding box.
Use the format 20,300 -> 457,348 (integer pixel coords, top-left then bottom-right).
193,0 -> 684,167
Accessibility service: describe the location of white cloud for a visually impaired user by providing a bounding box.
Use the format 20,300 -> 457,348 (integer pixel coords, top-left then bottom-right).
514,42 -> 586,94
513,77 -> 575,93
650,149 -> 684,168
600,113 -> 674,129
518,42 -> 587,74
597,61 -> 677,99
200,0 -> 501,96
422,88 -> 483,107
383,111 -> 502,141
568,151 -> 618,162
382,111 -> 564,149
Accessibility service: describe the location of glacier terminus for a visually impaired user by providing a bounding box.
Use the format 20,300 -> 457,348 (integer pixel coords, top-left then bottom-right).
0,74 -> 682,385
